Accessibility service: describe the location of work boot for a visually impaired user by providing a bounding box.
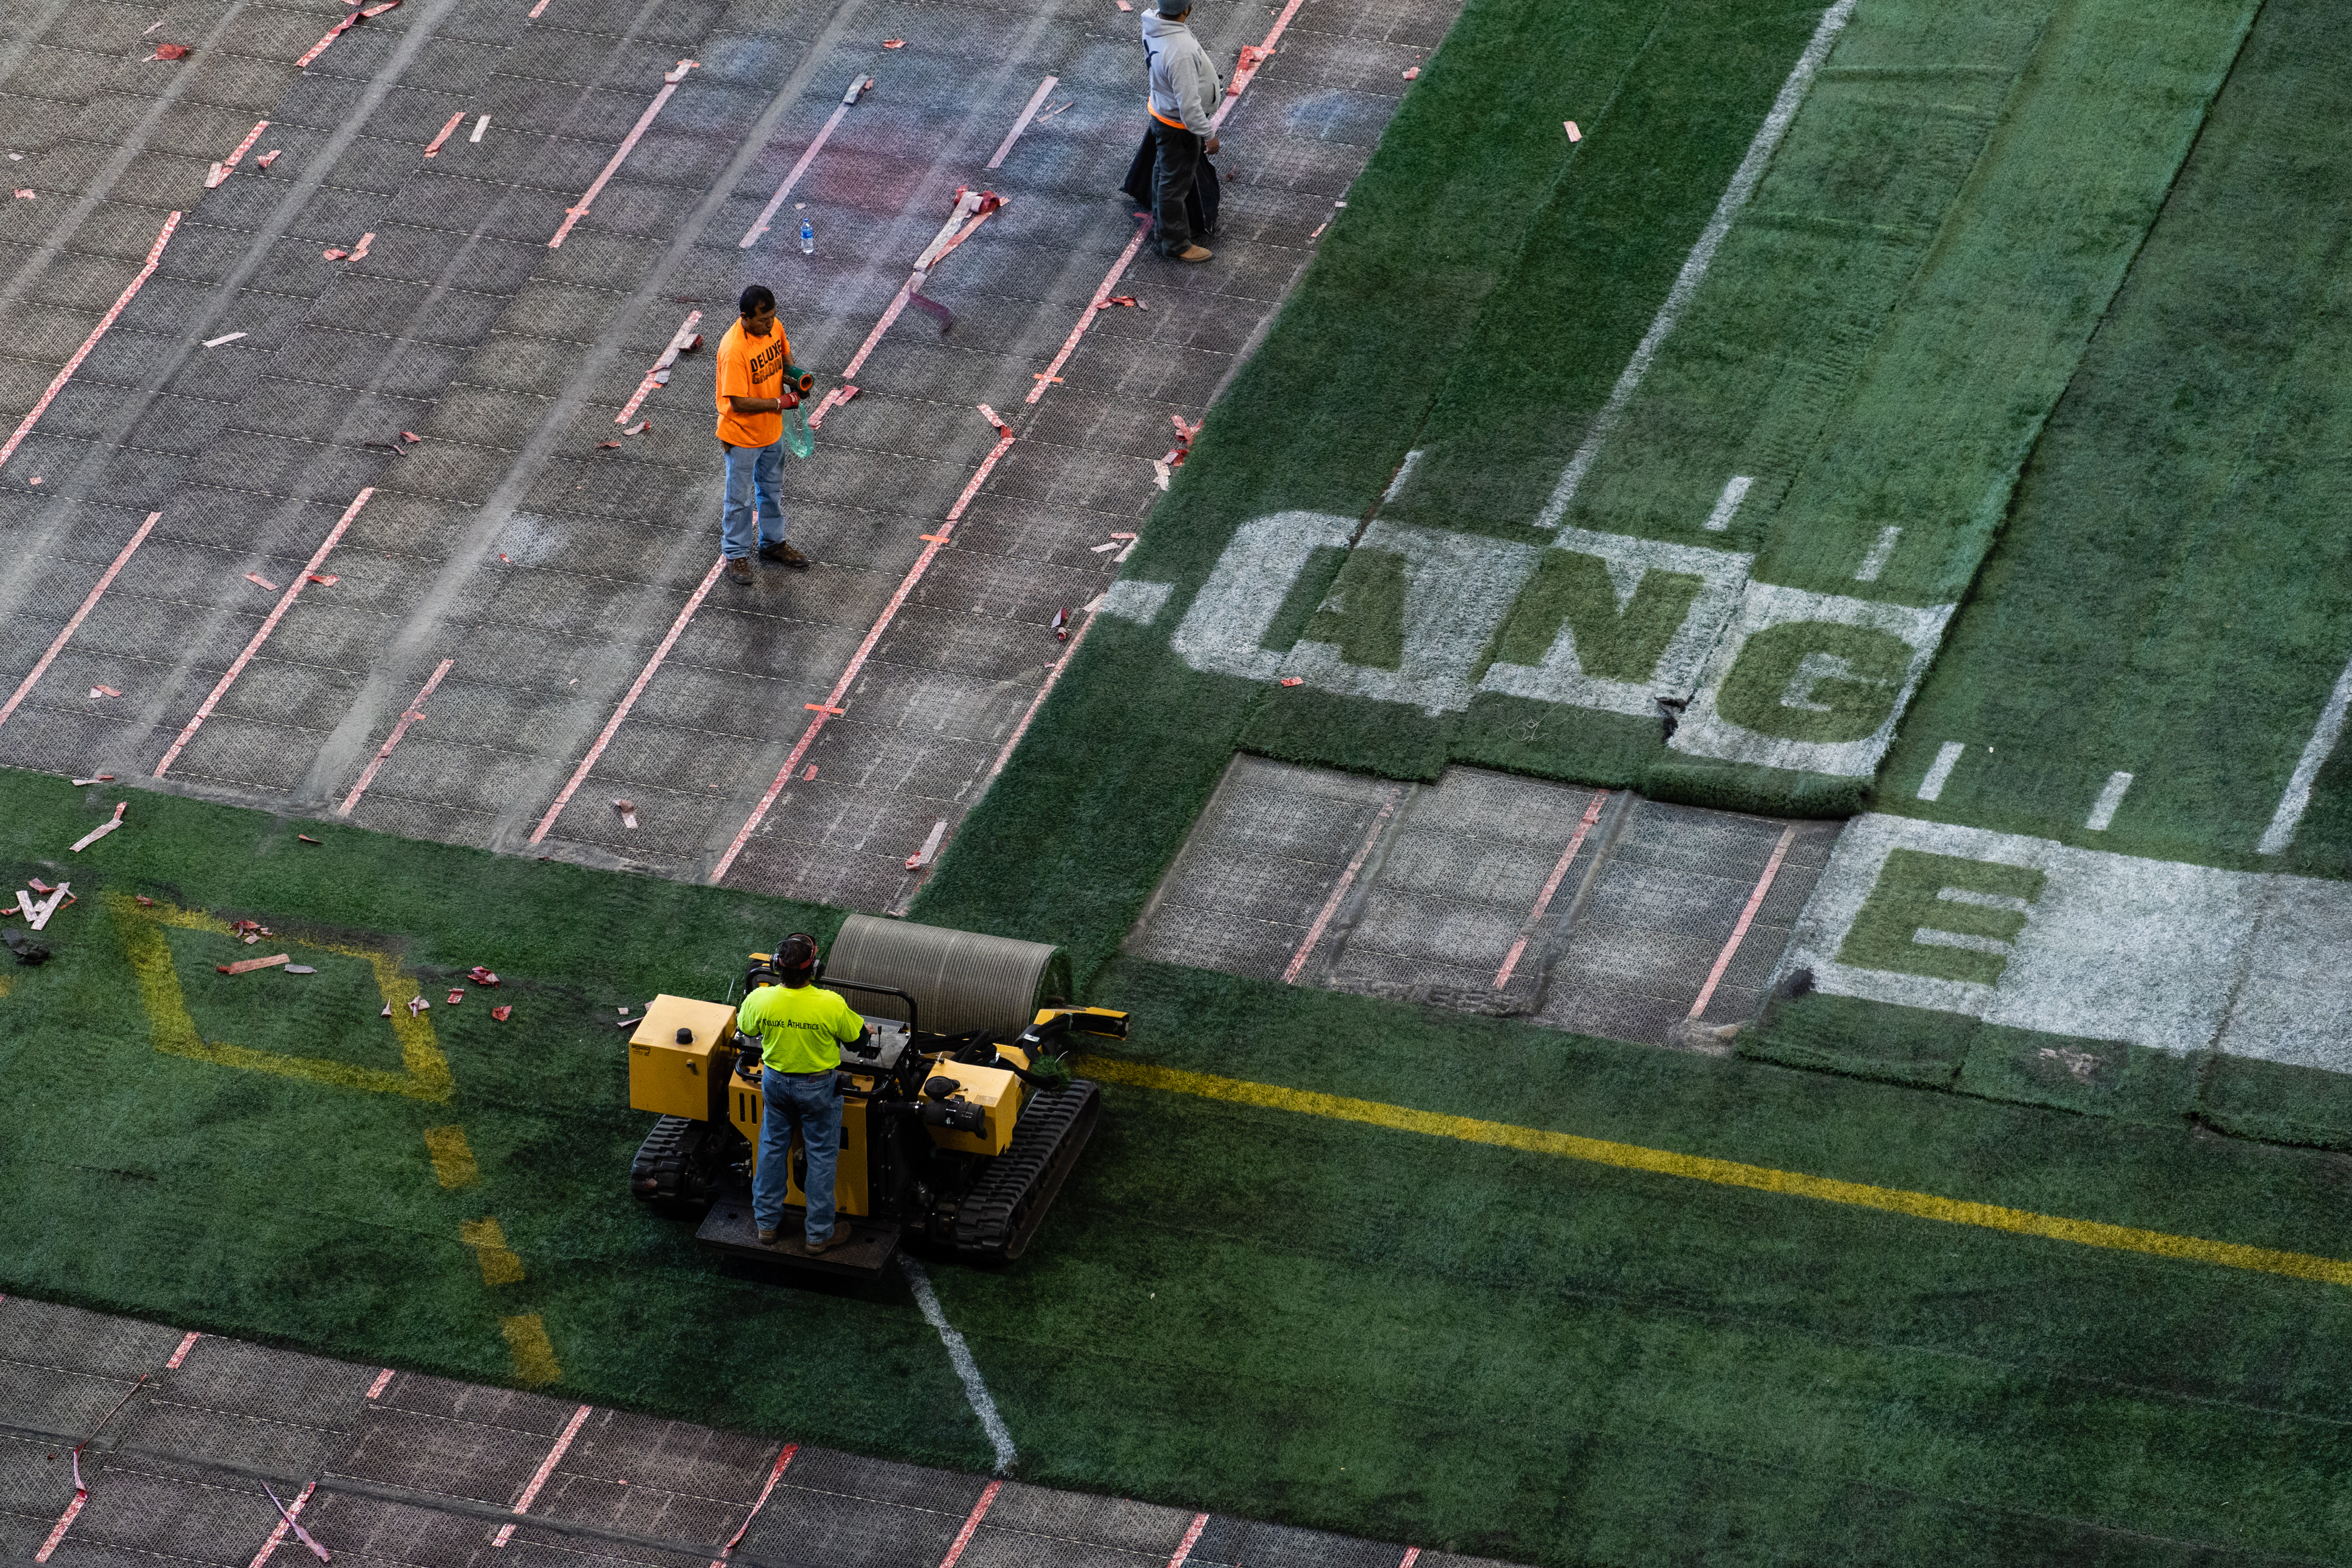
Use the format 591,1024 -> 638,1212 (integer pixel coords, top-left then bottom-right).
807,1225 -> 854,1254
724,556 -> 754,585
759,539 -> 809,569
1169,244 -> 1212,263
756,1226 -> 780,1245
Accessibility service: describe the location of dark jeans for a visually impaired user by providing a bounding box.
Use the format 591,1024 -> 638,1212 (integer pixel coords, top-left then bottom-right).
1122,120 -> 1220,254
753,1066 -> 842,1244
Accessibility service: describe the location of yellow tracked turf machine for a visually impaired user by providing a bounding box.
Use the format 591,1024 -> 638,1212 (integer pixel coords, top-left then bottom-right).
625,916 -> 1124,1276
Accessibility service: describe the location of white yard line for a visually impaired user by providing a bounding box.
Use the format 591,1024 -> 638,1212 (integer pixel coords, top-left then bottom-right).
900,1255 -> 1017,1473
1536,0 -> 1857,528
1702,474 -> 1752,532
1854,524 -> 1902,581
2259,646 -> 2352,854
1915,740 -> 1966,802
2085,770 -> 2133,831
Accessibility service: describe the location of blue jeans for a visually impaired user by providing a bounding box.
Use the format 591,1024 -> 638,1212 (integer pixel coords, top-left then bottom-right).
754,1067 -> 841,1244
721,439 -> 786,560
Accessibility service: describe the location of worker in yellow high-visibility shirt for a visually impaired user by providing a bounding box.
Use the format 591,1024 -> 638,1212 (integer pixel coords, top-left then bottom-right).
737,933 -> 865,1251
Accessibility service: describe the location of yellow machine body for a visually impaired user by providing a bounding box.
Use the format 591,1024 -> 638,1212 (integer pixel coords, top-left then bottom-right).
726,1064 -> 876,1218
922,1060 -> 1022,1156
627,995 -> 740,1121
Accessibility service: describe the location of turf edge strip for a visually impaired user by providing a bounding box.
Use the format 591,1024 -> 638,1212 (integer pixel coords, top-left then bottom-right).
1083,1058 -> 2352,1287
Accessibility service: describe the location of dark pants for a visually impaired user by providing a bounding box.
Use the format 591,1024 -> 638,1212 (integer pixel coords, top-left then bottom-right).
1123,121 -> 1219,254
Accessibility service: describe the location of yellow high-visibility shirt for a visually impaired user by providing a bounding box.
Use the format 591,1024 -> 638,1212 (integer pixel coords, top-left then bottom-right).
737,983 -> 862,1074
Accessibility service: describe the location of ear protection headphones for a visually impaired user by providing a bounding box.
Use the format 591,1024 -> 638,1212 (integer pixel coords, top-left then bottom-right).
776,933 -> 820,978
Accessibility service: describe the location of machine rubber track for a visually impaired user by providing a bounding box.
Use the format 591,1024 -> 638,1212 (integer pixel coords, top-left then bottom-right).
952,1079 -> 1100,1261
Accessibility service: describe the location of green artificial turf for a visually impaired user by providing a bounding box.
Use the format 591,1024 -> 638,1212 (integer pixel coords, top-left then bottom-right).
1881,0 -> 2352,876
930,0 -> 2269,975
923,0 -> 1826,973
17,772 -> 2352,1564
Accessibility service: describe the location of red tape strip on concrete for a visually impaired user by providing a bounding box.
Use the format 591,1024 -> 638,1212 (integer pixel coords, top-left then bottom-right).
1167,1514 -> 1210,1568
936,1480 -> 1002,1568
338,656 -> 454,815
246,1480 -> 317,1568
711,431 -> 1017,883
987,604 -> 1097,784
493,1403 -> 593,1546
155,487 -> 374,778
0,212 -> 179,470
422,111 -> 465,156
0,510 -> 160,735
1687,822 -> 1796,1018
1493,789 -> 1608,988
1024,213 -> 1152,405
1209,0 -> 1305,132
740,99 -> 853,248
551,66 -> 693,247
709,1443 -> 797,1566
165,1331 -> 201,1369
34,1491 -> 85,1563
532,557 -> 728,844
364,1368 -> 394,1399
1284,783 -> 1404,984
987,75 -> 1058,169
221,120 -> 270,170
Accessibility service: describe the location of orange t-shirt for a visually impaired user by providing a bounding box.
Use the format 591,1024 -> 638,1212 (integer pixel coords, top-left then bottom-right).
714,317 -> 792,448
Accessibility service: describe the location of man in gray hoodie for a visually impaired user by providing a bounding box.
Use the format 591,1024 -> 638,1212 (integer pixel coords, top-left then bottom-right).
1129,0 -> 1222,262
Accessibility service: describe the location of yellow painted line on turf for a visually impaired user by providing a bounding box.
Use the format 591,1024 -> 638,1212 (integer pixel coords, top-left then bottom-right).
1083,1058 -> 2352,1288
500,1314 -> 562,1385
424,1125 -> 480,1188
460,1218 -> 527,1286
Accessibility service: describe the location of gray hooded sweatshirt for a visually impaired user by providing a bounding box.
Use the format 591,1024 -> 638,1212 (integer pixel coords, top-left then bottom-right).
1142,10 -> 1221,137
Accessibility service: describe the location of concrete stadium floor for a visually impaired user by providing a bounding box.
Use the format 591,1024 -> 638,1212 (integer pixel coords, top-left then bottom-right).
0,1295 -> 1508,1568
0,0 -> 1446,910
1129,758 -> 1841,1046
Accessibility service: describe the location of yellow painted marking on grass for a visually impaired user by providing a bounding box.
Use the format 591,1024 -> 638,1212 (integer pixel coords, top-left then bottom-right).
1084,1058 -> 2352,1288
501,1314 -> 561,1385
108,894 -> 453,1101
423,1125 -> 480,1188
459,1218 -> 526,1286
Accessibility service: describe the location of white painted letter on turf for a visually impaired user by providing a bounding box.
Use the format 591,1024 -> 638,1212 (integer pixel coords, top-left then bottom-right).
1170,510 -> 1358,682
1479,528 -> 1751,717
1670,582 -> 1954,777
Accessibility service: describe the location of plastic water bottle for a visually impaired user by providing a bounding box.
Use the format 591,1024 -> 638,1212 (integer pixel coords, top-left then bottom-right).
798,220 -> 814,255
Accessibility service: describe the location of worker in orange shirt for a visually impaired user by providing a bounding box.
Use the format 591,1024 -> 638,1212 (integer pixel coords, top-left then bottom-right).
714,284 -> 809,585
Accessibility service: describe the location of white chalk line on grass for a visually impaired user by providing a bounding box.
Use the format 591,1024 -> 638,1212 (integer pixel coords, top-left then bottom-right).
1702,474 -> 1752,532
1916,740 -> 1966,802
2085,770 -> 2132,832
1536,0 -> 1858,529
900,1254 -> 1017,1473
2259,644 -> 2352,855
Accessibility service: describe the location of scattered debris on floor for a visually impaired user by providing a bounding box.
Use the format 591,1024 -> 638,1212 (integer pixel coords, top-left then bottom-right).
297,833 -> 322,844
70,802 -> 126,853
245,573 -> 277,590
202,332 -> 245,347
491,1004 -> 512,1021
905,819 -> 947,870
88,686 -> 120,699
613,798 -> 638,828
217,953 -> 289,975
1564,120 -> 1581,141
468,967 -> 500,986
